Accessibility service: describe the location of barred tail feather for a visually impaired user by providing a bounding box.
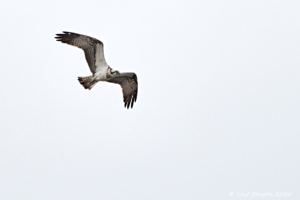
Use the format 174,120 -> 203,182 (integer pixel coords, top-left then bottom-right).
78,76 -> 97,90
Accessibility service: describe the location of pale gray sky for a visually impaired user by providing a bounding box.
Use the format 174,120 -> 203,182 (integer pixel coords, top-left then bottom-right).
0,0 -> 299,199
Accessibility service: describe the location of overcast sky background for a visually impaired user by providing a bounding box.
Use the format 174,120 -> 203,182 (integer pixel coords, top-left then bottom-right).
0,0 -> 299,199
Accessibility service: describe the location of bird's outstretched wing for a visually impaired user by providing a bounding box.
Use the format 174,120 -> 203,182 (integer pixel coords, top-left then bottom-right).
107,73 -> 138,109
55,31 -> 107,73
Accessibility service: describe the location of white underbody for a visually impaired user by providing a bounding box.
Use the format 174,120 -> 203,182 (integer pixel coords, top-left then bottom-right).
93,43 -> 110,81
94,63 -> 109,81
89,43 -> 118,82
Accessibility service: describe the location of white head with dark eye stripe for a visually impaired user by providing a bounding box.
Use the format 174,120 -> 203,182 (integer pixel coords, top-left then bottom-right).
112,70 -> 120,75
107,67 -> 120,77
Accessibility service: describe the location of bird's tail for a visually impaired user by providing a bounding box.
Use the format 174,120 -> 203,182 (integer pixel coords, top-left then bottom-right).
78,75 -> 97,90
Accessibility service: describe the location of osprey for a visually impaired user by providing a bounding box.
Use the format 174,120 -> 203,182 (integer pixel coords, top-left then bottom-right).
55,31 -> 138,109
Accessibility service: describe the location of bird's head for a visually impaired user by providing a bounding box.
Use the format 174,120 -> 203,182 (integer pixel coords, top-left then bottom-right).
109,68 -> 120,77
114,70 -> 120,75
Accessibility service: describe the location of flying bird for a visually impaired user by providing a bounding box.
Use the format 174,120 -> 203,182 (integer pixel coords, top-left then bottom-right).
55,31 -> 138,109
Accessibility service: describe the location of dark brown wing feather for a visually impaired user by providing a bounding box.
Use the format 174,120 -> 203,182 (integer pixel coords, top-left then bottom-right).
55,31 -> 105,73
107,73 -> 138,109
